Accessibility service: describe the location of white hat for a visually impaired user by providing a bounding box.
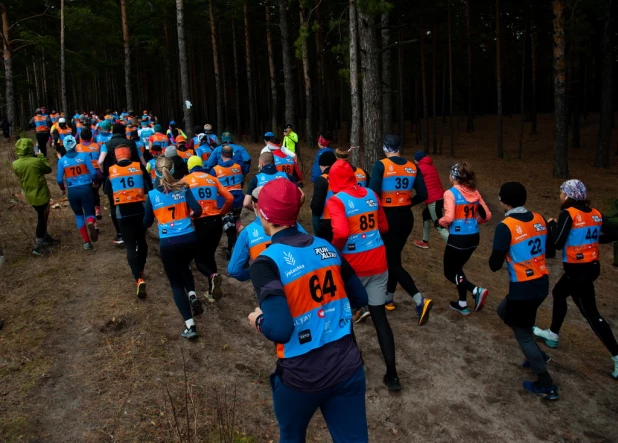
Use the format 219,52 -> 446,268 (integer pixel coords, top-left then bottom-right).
58,117 -> 66,123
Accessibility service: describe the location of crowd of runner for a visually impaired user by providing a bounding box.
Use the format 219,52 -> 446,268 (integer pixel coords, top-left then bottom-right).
9,106 -> 618,442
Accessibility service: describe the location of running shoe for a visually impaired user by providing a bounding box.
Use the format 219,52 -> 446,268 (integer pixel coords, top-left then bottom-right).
210,274 -> 223,302
416,298 -> 433,326
385,294 -> 396,311
181,325 -> 198,340
95,206 -> 102,220
87,221 -> 98,242
414,240 -> 429,249
353,307 -> 371,323
42,234 -> 60,245
33,245 -> 43,256
523,352 -> 551,368
449,301 -> 471,316
83,242 -> 93,250
224,247 -> 233,260
523,381 -> 559,400
112,234 -> 124,245
190,295 -> 204,316
612,358 -> 618,380
94,223 -> 100,231
383,374 -> 402,392
532,327 -> 559,349
474,287 -> 489,312
136,278 -> 147,299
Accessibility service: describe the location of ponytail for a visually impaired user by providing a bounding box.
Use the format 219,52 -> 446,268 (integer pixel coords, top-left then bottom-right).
155,156 -> 185,193
451,162 -> 477,189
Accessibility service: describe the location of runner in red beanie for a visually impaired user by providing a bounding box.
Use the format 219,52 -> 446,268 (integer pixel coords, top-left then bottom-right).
258,179 -> 303,226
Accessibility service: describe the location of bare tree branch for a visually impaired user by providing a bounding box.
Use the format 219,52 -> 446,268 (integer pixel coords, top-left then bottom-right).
380,38 -> 418,53
9,6 -> 50,32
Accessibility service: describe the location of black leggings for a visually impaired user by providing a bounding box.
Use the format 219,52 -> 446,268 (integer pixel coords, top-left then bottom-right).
107,193 -> 121,235
444,245 -> 477,301
33,202 -> 49,239
550,270 -> 618,356
194,215 -> 223,279
35,132 -> 49,157
368,304 -> 397,377
383,207 -> 419,296
223,207 -> 241,249
92,181 -> 102,208
160,242 -> 196,322
119,215 -> 148,280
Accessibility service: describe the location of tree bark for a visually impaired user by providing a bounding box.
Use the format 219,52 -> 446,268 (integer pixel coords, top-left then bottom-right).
232,18 -> 242,134
448,0 -> 454,155
358,7 -> 382,167
120,0 -> 133,111
419,10 -> 429,152
398,29 -> 404,145
60,0 -> 68,115
163,19 -> 174,119
176,0 -> 193,133
595,0 -> 613,168
432,22 -> 437,154
349,0 -> 361,167
465,0 -> 474,132
530,18 -> 538,134
518,17 -> 528,160
265,0 -> 278,133
495,0 -> 503,158
243,1 -> 257,142
209,0 -> 224,134
1,3 -> 14,130
298,0 -> 314,149
279,0 -> 295,126
552,0 -> 569,177
315,0 -> 325,135
381,8 -> 392,136
571,55 -> 581,149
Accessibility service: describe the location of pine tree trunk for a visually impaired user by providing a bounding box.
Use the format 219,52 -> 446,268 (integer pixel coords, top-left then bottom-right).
120,0 -> 133,111
315,0 -> 326,135
358,7 -> 382,167
279,0 -> 295,126
552,0 -> 569,177
496,0 -> 503,158
432,22 -> 437,154
530,19 -> 538,134
232,18 -> 242,134
265,0 -> 278,133
1,3 -> 14,130
595,0 -> 613,168
419,11 -> 429,152
176,0 -> 193,133
448,0 -> 454,155
465,0 -> 474,132
571,55 -> 581,149
60,0 -> 68,115
209,0 -> 224,134
349,0 -> 361,167
381,9 -> 392,136
518,17 -> 528,159
398,29 -> 405,145
244,1 -> 257,142
163,20 -> 174,119
298,0 -> 314,150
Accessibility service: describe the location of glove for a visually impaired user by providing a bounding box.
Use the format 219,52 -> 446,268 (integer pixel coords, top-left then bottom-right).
434,219 -> 441,229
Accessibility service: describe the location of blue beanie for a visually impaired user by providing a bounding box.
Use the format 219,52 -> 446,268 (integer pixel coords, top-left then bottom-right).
414,151 -> 426,162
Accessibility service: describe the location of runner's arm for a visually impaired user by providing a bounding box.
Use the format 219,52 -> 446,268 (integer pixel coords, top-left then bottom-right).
548,210 -> 572,250
489,223 -> 510,272
143,195 -> 155,228
368,161 -> 384,196
217,180 -> 234,216
477,194 -> 491,223
438,190 -> 455,227
310,176 -> 328,217
185,189 -> 203,218
411,168 -> 428,206
227,229 -> 251,282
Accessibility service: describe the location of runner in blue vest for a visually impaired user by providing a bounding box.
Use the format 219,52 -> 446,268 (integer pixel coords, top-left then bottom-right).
248,178 -> 369,443
243,151 -> 299,209
143,156 -> 204,339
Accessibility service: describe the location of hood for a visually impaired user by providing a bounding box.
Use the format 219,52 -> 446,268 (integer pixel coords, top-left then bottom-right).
454,184 -> 483,201
15,138 -> 35,158
418,156 -> 433,166
329,159 -> 357,193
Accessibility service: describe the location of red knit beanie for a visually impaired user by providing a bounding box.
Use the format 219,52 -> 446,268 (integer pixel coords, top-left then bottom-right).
259,179 -> 302,226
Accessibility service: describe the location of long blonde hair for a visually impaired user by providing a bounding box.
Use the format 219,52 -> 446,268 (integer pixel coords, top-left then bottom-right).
156,156 -> 185,193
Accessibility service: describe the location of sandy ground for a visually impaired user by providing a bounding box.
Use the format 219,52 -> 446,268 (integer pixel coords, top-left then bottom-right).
1,114 -> 618,442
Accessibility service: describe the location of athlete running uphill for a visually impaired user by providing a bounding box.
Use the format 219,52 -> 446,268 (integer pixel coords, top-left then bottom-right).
412,151 -> 448,248
243,151 -> 299,210
248,179 -> 369,443
490,182 -> 558,400
369,135 -> 432,322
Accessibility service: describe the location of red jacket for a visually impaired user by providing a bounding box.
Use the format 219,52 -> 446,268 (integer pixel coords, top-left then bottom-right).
327,160 -> 388,277
416,156 -> 444,204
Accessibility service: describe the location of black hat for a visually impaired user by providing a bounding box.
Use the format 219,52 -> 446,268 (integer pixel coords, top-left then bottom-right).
499,182 -> 527,208
285,123 -> 293,129
383,134 -> 401,152
113,123 -> 126,134
318,150 -> 337,167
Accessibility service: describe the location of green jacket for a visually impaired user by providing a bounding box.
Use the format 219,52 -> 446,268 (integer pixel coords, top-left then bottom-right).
283,130 -> 298,154
12,138 -> 52,206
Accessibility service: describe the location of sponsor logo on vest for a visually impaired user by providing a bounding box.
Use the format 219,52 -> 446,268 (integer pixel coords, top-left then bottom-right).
283,251 -> 305,277
347,200 -> 355,209
315,246 -> 337,260
171,193 -> 183,201
294,313 -> 311,326
533,223 -> 547,232
298,330 -> 312,344
252,228 -> 259,238
516,225 -> 523,235
366,199 -> 377,207
404,167 -> 414,173
318,309 -> 325,318
592,215 -> 602,223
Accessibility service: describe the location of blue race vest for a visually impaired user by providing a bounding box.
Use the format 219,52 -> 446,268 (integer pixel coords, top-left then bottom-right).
448,187 -> 479,236
256,170 -> 288,187
148,188 -> 194,239
336,190 -> 383,255
60,154 -> 93,188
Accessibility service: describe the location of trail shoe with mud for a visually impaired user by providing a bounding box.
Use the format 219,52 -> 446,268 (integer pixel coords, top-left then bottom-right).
383,374 -> 402,392
181,325 -> 198,340
474,287 -> 489,312
112,234 -> 124,245
449,301 -> 471,316
532,327 -> 559,349
136,278 -> 147,299
523,381 -> 559,400
385,293 -> 396,311
416,297 -> 433,326
210,274 -> 223,302
190,294 -> 204,316
87,221 -> 98,242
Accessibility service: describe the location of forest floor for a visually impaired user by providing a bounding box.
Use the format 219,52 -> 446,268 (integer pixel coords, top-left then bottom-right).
1,114 -> 618,442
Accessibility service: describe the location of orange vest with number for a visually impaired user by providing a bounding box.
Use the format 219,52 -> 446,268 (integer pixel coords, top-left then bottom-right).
108,162 -> 146,204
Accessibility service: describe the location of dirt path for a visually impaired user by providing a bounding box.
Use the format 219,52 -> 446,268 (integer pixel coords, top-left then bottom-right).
1,118 -> 618,442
